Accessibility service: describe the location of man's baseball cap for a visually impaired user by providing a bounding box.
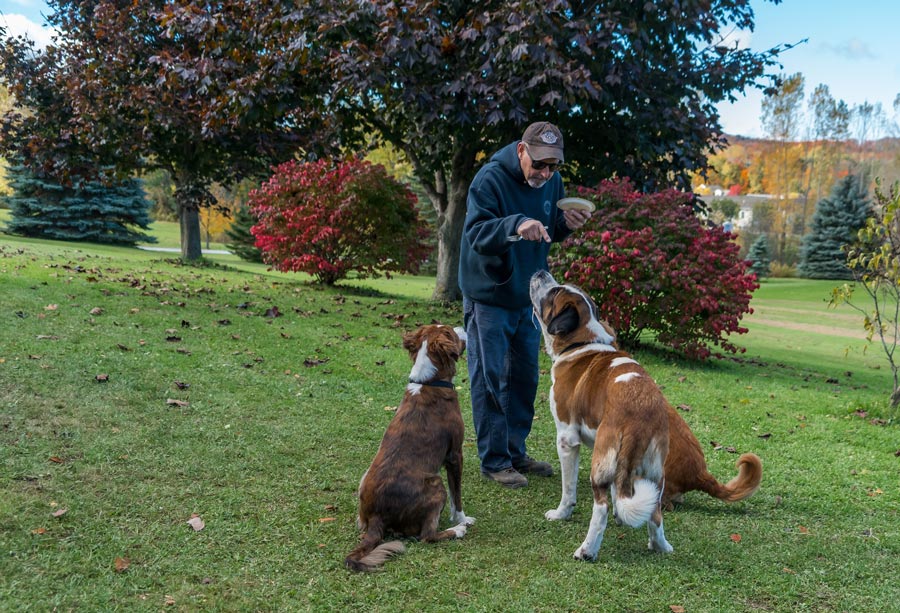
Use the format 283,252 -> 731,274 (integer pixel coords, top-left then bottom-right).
521,122 -> 564,162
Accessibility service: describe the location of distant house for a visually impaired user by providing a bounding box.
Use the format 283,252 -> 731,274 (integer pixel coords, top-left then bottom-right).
700,192 -> 776,230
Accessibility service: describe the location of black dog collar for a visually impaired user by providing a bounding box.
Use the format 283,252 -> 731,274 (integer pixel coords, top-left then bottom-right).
409,379 -> 456,389
559,341 -> 594,355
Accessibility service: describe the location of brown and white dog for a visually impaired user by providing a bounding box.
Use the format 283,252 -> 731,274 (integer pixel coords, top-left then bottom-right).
529,270 -> 762,559
345,324 -> 475,572
530,270 -> 672,559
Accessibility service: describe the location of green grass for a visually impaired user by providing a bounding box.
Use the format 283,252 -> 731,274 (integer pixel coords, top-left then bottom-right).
1,231 -> 898,612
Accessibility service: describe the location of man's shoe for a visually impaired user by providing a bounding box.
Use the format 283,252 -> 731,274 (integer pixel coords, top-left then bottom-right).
513,456 -> 554,477
482,467 -> 528,489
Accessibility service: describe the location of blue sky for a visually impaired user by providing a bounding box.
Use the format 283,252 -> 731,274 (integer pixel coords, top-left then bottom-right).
2,0 -> 899,139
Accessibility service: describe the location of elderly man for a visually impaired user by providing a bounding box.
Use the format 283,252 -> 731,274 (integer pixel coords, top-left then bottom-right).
458,121 -> 591,488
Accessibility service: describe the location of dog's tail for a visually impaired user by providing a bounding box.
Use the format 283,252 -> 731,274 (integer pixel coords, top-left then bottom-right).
345,518 -> 405,572
614,479 -> 660,528
699,453 -> 763,502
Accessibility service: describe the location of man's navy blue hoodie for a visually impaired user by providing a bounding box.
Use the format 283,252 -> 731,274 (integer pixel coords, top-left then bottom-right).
459,141 -> 572,309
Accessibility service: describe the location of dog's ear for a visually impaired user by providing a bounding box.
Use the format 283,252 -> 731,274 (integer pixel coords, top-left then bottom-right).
402,328 -> 423,357
547,305 -> 579,335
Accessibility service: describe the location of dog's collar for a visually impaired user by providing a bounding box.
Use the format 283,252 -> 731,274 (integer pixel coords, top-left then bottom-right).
409,379 -> 456,389
559,341 -> 594,355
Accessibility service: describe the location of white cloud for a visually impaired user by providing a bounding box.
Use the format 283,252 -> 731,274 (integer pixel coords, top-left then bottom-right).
818,38 -> 878,61
0,13 -> 56,49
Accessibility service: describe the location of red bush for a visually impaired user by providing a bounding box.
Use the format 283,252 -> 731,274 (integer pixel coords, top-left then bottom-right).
549,178 -> 759,359
249,158 -> 430,285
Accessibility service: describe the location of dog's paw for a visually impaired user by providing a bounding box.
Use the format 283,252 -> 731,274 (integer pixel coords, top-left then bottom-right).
450,511 -> 475,526
545,507 -> 572,521
451,523 -> 468,538
573,546 -> 596,562
648,538 -> 674,553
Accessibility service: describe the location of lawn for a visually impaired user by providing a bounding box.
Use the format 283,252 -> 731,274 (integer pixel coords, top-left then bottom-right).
1,232 -> 898,612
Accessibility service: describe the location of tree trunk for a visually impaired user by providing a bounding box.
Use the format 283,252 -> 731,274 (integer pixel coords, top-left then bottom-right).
431,157 -> 474,303
179,202 -> 203,260
432,196 -> 464,302
175,174 -> 204,261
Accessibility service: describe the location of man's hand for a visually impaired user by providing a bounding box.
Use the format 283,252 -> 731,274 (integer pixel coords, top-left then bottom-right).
516,219 -> 551,242
563,209 -> 591,230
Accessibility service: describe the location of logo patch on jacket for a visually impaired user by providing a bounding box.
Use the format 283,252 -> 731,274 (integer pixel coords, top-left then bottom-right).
544,200 -> 552,215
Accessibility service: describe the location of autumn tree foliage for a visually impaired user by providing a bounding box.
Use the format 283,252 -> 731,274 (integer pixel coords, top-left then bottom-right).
797,174 -> 872,280
0,1 -> 326,261
549,179 -> 759,359
319,0 -> 789,301
250,159 -> 430,285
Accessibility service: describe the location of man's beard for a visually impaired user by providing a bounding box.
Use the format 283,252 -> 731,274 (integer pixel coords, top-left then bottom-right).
527,177 -> 547,189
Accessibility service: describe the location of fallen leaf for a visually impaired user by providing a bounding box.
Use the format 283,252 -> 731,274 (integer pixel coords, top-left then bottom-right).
166,398 -> 189,408
32,527 -> 47,535
867,488 -> 884,497
44,304 -> 58,311
318,517 -> 336,523
95,374 -> 110,382
116,344 -> 130,351
730,533 -> 741,543
89,307 -> 104,315
164,595 -> 176,606
676,403 -> 692,411
798,525 -> 809,534
186,515 -> 205,531
52,508 -> 68,518
48,456 -> 64,464
782,567 -> 796,574
324,504 -> 336,511
264,306 -> 282,318
114,557 -> 130,573
758,432 -> 772,439
36,335 -> 59,340
670,606 -> 686,613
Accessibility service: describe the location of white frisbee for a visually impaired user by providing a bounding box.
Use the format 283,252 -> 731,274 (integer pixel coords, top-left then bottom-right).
556,197 -> 595,212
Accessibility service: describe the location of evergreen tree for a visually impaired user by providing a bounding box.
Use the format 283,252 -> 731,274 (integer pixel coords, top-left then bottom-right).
798,174 -> 871,280
224,205 -> 263,263
747,234 -> 771,279
2,163 -> 155,245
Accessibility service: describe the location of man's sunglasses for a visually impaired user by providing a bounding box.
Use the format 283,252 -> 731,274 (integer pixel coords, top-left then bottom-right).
525,146 -> 561,172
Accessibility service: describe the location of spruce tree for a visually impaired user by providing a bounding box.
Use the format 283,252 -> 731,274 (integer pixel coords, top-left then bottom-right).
2,163 -> 155,246
747,234 -> 771,279
798,174 -> 871,280
224,205 -> 263,263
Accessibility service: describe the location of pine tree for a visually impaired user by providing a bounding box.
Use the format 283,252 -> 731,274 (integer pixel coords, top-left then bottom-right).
798,174 -> 871,279
747,234 -> 771,279
224,205 -> 263,263
2,163 -> 155,245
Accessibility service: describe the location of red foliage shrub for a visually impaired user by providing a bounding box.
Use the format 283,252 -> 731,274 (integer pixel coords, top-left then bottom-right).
548,178 -> 759,359
250,158 -> 430,285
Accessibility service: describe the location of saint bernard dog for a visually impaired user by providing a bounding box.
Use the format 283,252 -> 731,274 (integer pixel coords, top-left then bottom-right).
345,324 -> 475,572
529,270 -> 762,560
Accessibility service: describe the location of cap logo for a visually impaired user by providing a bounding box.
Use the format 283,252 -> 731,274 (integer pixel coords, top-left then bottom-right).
540,131 -> 558,144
